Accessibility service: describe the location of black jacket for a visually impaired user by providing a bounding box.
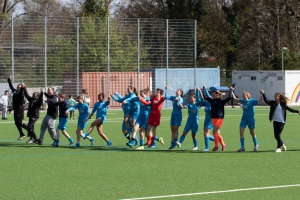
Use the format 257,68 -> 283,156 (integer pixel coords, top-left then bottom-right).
203,87 -> 233,119
24,88 -> 44,118
44,92 -> 58,119
262,93 -> 299,122
8,78 -> 25,111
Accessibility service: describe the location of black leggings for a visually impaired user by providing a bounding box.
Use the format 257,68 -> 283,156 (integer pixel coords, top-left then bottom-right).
27,117 -> 39,141
14,110 -> 27,137
273,121 -> 285,148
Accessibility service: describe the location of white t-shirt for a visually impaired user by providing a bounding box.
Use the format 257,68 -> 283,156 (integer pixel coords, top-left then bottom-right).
272,104 -> 285,123
0,95 -> 8,106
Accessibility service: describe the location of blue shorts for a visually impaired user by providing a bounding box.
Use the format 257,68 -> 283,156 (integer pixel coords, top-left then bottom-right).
170,114 -> 182,126
136,114 -> 149,130
78,118 -> 88,130
240,116 -> 255,129
127,108 -> 139,120
96,115 -> 106,124
184,120 -> 199,134
203,119 -> 213,131
57,117 -> 68,131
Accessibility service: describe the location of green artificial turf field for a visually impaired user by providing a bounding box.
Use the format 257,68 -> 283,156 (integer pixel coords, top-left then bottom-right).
1,106 -> 300,200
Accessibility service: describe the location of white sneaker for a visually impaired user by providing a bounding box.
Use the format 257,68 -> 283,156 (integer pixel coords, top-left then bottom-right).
192,147 -> 198,151
253,145 -> 258,152
203,149 -> 209,152
136,146 -> 144,150
275,148 -> 282,153
176,142 -> 181,148
281,144 -> 287,151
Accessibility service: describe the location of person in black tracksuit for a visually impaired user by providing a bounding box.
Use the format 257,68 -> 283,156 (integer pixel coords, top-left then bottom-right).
260,90 -> 300,152
24,88 -> 44,143
8,76 -> 28,140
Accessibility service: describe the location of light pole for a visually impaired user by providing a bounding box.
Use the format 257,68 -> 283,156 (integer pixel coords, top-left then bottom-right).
281,47 -> 287,71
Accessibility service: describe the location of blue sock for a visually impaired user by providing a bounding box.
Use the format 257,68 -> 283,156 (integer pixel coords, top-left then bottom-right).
153,140 -> 157,146
209,135 -> 214,141
205,137 -> 210,149
240,138 -> 245,148
193,137 -> 198,148
140,140 -> 144,146
253,137 -> 258,146
179,135 -> 185,143
155,136 -> 159,141
126,128 -> 131,135
173,137 -> 178,143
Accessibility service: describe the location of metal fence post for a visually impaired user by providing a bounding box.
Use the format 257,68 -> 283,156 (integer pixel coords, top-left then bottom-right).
77,17 -> 79,96
11,17 -> 14,83
44,17 -> 47,90
137,18 -> 140,92
166,19 -> 169,108
194,20 -> 197,91
107,18 -> 110,93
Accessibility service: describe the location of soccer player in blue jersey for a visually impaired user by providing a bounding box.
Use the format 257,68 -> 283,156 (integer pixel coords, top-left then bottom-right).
110,92 -> 133,141
197,87 -> 215,151
115,86 -> 139,137
82,92 -> 112,146
49,93 -> 74,146
232,91 -> 262,152
66,96 -> 94,148
165,86 -> 184,149
126,87 -> 151,149
173,92 -> 201,150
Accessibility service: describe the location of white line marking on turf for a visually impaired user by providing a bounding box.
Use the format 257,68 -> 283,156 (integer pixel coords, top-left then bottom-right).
120,184 -> 300,200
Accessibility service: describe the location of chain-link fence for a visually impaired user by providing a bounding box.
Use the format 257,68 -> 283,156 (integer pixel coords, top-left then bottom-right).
0,16 -> 224,108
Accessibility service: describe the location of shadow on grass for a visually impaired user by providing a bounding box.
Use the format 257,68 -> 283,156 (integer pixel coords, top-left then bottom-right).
1,142 -> 299,153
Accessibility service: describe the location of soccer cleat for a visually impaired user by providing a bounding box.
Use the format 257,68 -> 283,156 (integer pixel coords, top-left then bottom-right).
169,142 -> 176,150
158,137 -> 164,146
176,142 -> 181,148
136,146 -> 144,150
203,149 -> 209,152
69,138 -> 74,145
36,139 -> 43,145
238,147 -> 245,152
74,143 -> 80,148
81,133 -> 89,139
281,144 -> 287,151
126,140 -> 134,148
192,147 -> 198,151
221,145 -> 226,151
275,148 -> 282,153
89,138 -> 94,146
52,139 -> 59,147
212,146 -> 219,151
106,140 -> 112,147
17,135 -> 26,140
253,145 -> 259,152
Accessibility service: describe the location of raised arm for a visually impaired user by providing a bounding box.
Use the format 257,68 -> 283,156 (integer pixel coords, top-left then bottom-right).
23,87 -> 32,101
257,93 -> 263,104
260,90 -> 271,105
7,76 -> 16,92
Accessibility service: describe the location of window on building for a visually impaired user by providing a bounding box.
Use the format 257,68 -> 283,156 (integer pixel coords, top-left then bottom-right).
251,76 -> 256,80
277,76 -> 283,80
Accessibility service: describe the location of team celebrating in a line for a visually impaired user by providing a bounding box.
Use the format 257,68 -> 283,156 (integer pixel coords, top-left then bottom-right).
5,76 -> 300,152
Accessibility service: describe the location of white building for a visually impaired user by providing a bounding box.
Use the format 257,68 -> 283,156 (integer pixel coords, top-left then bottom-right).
232,70 -> 300,105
